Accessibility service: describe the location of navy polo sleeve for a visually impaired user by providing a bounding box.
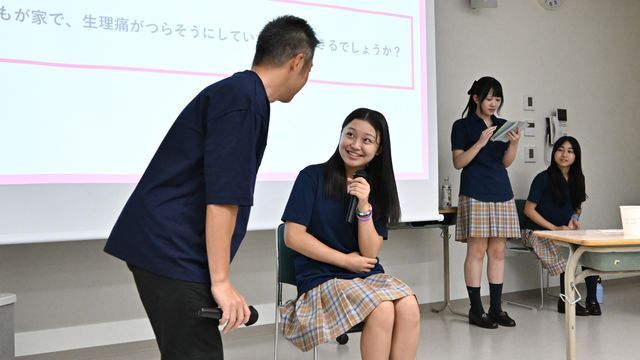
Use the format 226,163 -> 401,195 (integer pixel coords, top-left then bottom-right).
451,119 -> 467,151
282,170 -> 317,227
527,172 -> 546,204
204,106 -> 257,206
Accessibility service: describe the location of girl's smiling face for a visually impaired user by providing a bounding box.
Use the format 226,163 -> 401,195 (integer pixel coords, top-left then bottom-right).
338,119 -> 380,176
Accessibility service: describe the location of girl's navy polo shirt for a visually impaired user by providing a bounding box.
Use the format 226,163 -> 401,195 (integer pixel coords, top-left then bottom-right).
526,170 -> 574,230
105,70 -> 270,284
451,113 -> 514,202
282,164 -> 387,296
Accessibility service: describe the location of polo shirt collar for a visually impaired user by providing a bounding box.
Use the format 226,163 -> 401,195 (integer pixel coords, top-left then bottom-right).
467,111 -> 499,128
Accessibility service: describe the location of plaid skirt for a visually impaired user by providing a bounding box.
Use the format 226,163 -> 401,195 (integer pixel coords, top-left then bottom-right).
455,195 -> 521,242
521,229 -> 567,276
279,273 -> 415,352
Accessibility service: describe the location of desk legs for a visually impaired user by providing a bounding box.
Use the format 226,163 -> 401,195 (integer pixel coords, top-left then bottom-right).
564,244 -> 583,360
431,226 -> 466,317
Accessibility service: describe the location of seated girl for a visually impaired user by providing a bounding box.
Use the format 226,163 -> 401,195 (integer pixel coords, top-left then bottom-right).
522,136 -> 600,316
279,108 -> 420,359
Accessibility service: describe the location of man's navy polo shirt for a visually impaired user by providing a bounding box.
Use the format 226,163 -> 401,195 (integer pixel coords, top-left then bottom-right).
451,113 -> 514,202
526,170 -> 574,230
104,70 -> 270,284
282,164 -> 387,296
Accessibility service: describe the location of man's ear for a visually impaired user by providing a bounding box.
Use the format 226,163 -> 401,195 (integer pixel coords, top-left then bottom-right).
290,53 -> 306,71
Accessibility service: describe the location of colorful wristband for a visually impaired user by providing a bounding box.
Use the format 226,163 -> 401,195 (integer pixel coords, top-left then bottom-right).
356,212 -> 372,222
356,204 -> 372,217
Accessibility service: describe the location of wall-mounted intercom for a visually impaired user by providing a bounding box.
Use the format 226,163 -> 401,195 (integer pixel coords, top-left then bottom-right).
546,108 -> 568,145
544,108 -> 569,164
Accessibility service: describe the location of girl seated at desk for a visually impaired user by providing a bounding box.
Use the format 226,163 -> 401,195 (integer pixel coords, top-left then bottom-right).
522,136 -> 601,316
280,108 -> 420,358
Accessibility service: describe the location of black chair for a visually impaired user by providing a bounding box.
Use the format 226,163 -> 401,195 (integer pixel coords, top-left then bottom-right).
274,223 -> 364,359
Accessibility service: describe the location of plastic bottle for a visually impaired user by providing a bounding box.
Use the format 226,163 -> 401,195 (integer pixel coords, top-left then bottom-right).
596,277 -> 604,304
440,177 -> 452,208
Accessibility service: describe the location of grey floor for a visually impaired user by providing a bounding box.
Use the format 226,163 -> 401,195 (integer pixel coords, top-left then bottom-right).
18,277 -> 640,360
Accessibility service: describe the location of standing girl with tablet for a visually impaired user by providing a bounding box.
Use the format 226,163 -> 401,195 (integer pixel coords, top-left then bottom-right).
451,76 -> 521,329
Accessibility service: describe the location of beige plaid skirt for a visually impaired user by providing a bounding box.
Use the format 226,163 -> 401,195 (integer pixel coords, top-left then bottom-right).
521,229 -> 567,276
279,273 -> 415,352
455,195 -> 521,242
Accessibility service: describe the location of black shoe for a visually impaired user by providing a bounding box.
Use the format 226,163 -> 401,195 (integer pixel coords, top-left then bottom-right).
488,308 -> 516,327
557,299 -> 590,316
586,301 -> 602,316
468,310 -> 498,329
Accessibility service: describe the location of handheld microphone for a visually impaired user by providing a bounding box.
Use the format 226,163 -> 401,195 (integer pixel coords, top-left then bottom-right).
198,305 -> 259,326
346,169 -> 368,223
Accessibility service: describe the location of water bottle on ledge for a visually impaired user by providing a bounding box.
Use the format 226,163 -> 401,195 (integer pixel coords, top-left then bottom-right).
596,277 -> 604,304
440,177 -> 452,208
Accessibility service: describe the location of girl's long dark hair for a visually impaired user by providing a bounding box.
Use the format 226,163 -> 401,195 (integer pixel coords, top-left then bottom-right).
324,108 -> 401,225
462,76 -> 504,117
548,136 -> 586,210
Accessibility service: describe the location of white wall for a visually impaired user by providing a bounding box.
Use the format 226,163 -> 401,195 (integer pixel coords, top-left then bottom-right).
1,0 -> 640,355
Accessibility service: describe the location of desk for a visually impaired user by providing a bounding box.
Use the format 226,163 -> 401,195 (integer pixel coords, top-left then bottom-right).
392,207 -> 465,317
533,230 -> 640,360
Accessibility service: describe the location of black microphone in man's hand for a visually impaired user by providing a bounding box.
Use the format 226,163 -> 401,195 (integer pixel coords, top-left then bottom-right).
198,305 -> 259,326
346,170 -> 368,223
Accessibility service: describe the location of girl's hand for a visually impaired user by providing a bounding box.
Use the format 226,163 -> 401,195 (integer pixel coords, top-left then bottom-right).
476,126 -> 497,148
568,218 -> 581,230
343,252 -> 377,273
506,128 -> 521,144
347,176 -> 371,210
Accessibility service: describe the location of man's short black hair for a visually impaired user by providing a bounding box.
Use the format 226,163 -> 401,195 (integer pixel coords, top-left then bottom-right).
252,15 -> 319,67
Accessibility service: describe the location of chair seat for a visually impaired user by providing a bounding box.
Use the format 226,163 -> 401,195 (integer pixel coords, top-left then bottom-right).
507,245 -> 531,251
346,322 -> 365,334
506,238 -> 532,252
336,322 -> 366,345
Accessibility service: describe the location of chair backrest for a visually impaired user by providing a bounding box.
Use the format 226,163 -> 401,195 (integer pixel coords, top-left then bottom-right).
508,199 -> 530,250
514,199 -> 526,228
514,198 -> 538,230
276,223 -> 297,286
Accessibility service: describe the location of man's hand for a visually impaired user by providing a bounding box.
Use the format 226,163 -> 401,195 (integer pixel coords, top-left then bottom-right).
211,280 -> 250,334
